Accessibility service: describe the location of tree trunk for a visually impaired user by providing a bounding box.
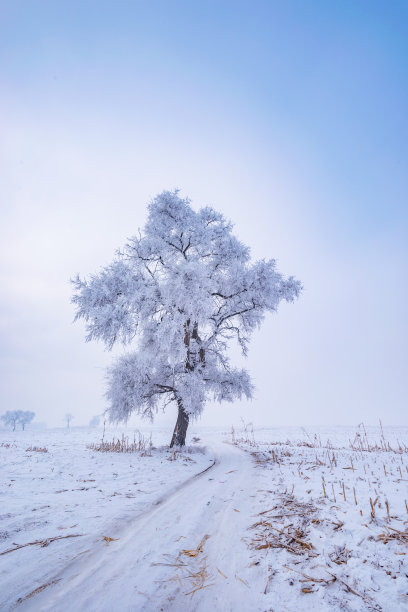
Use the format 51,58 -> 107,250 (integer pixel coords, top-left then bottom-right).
169,319 -> 202,448
169,400 -> 189,447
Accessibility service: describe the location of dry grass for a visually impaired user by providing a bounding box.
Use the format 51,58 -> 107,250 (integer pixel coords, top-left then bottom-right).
376,526 -> 408,545
16,579 -> 60,605
231,419 -> 256,447
329,545 -> 352,565
350,421 -> 408,454
25,446 -> 48,453
251,492 -> 385,610
240,424 -> 406,610
249,495 -> 318,558
102,535 -> 119,544
282,564 -> 381,609
153,534 -> 215,599
251,521 -> 317,556
182,534 -> 210,557
0,533 -> 83,556
88,431 -> 153,455
233,420 -> 408,456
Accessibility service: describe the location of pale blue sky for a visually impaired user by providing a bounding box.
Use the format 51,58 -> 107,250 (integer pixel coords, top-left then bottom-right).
1,1 -> 407,428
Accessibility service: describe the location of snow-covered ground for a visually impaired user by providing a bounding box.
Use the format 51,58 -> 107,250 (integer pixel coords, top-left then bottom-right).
1,424 -> 407,611
0,426 -> 212,610
235,424 -> 408,611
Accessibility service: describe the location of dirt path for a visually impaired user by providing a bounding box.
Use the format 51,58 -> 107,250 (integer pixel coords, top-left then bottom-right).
21,442 -> 260,611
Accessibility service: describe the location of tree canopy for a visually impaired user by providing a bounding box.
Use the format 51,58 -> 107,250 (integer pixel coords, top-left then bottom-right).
72,191 -> 301,445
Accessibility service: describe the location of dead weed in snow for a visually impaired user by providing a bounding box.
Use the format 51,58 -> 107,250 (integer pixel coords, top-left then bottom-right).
181,534 -> 210,558
234,422 -> 408,610
250,494 -> 385,610
153,534 -> 215,599
376,526 -> 408,546
15,579 -> 61,606
0,533 -> 84,556
249,495 -> 318,558
88,432 -> 153,455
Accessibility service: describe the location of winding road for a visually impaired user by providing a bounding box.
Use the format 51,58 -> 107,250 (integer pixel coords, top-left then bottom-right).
21,441 -> 261,611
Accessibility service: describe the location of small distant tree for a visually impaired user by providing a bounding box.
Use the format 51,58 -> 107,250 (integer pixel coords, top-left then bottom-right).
65,413 -> 74,428
72,191 -> 301,447
18,410 -> 35,430
1,410 -> 19,431
89,415 -> 101,427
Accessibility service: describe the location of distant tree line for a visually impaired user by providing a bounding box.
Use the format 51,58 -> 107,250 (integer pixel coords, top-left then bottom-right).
1,410 -> 35,431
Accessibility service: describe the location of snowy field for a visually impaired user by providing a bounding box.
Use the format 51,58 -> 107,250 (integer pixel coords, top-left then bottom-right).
1,424 -> 407,611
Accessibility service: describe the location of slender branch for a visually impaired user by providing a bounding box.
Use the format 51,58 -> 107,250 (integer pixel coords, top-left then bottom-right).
211,289 -> 247,300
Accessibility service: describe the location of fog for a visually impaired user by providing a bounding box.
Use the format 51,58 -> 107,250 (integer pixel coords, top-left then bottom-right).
1,1 -> 407,429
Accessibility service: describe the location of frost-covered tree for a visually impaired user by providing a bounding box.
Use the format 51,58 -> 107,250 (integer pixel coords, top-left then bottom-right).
1,410 -> 20,431
18,410 -> 35,430
72,191 -> 301,446
65,413 -> 74,428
